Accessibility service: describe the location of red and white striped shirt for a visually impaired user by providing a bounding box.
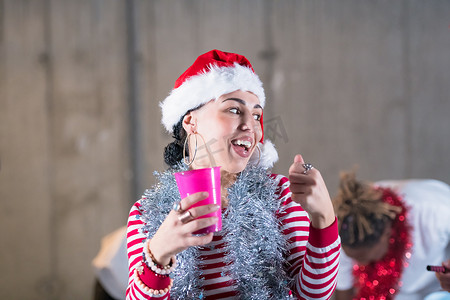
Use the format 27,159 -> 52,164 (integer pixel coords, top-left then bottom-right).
126,174 -> 340,299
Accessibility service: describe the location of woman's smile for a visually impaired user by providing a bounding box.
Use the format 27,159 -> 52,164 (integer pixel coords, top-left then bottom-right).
230,135 -> 254,158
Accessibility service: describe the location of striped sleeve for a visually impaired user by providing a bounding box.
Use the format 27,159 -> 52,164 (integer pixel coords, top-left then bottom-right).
272,174 -> 341,300
126,201 -> 170,300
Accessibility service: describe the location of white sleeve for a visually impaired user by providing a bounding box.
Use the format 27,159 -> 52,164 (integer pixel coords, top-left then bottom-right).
336,248 -> 355,291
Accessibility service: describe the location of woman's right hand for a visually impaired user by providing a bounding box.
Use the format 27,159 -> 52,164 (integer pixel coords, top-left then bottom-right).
435,260 -> 450,292
148,191 -> 219,265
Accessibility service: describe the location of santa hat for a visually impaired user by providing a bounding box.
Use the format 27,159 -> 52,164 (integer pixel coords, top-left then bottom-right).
160,49 -> 278,169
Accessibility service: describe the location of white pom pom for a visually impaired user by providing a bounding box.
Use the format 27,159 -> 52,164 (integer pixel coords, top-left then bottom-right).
249,140 -> 279,169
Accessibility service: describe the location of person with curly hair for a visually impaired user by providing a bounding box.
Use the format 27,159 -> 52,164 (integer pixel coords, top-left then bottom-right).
333,171 -> 450,300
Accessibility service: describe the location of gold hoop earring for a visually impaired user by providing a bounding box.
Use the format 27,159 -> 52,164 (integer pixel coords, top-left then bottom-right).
255,144 -> 261,167
183,132 -> 198,166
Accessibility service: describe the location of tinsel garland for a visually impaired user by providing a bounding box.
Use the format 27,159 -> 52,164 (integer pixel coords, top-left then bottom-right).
353,187 -> 413,300
138,163 -> 293,299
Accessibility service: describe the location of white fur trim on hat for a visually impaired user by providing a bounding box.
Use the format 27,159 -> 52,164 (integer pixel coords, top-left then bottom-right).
160,63 -> 265,132
248,140 -> 279,169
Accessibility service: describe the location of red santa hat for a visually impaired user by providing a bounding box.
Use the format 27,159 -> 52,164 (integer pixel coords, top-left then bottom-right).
160,49 -> 278,168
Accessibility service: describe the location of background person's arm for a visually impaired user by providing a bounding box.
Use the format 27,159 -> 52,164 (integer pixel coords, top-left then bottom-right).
334,288 -> 354,300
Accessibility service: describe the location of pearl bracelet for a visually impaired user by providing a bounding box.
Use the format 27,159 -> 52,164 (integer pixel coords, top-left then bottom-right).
134,267 -> 173,295
143,239 -> 177,275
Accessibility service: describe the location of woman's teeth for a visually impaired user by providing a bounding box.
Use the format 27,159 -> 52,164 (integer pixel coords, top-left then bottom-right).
232,140 -> 251,150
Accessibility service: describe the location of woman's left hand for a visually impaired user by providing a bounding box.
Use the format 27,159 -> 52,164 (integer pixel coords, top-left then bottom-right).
288,154 -> 335,229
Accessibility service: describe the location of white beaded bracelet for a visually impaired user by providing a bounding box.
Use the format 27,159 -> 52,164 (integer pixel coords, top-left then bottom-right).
143,239 -> 177,275
134,268 -> 173,295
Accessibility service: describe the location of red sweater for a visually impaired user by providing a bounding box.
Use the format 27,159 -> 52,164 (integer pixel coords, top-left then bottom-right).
126,174 -> 340,299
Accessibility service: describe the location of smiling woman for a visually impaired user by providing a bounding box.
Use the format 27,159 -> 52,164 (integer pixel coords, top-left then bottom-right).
125,50 -> 340,299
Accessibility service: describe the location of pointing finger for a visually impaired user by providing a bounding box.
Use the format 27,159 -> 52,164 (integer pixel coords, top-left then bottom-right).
294,154 -> 304,164
289,154 -> 308,175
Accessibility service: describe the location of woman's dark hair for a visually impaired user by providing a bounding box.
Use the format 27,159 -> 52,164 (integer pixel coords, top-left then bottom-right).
333,171 -> 401,248
163,106 -> 205,167
339,214 -> 391,248
164,119 -> 188,167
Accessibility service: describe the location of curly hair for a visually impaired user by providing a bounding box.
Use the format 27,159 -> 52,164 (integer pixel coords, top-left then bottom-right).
163,119 -> 187,167
333,171 -> 401,248
163,106 -> 205,167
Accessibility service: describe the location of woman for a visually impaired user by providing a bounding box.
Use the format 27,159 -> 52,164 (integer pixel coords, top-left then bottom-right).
333,171 -> 450,300
126,50 -> 340,299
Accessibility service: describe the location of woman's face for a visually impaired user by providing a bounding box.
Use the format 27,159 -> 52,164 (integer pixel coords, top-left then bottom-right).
184,90 -> 263,174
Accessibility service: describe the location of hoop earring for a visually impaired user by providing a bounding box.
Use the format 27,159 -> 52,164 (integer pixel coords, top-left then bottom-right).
183,132 -> 198,166
255,144 -> 261,167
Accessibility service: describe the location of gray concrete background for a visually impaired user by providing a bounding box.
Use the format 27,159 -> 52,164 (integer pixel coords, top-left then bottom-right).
1,1 -> 449,299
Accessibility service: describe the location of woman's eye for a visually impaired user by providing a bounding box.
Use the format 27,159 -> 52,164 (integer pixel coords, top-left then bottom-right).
229,108 -> 240,114
253,114 -> 261,121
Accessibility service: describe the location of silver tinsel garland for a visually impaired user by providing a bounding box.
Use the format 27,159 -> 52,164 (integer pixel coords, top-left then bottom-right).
138,163 -> 293,299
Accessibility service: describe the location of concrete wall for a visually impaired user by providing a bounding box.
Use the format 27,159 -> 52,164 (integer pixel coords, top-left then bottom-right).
1,1 -> 449,299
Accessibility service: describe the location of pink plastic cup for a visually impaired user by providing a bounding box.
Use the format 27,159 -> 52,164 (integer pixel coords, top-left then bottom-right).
174,167 -> 222,234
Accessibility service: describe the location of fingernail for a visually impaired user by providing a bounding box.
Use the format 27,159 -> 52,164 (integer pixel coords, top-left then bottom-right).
214,205 -> 221,210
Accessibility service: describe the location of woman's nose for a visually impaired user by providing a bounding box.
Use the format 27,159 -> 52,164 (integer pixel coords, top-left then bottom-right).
239,113 -> 254,132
